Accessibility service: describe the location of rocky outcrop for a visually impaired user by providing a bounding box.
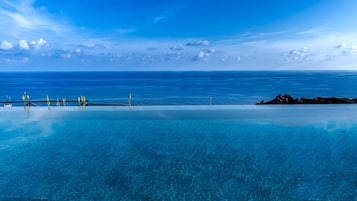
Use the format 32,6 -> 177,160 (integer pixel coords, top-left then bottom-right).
257,94 -> 357,105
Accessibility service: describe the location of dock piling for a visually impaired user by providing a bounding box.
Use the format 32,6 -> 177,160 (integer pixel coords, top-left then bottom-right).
128,93 -> 132,109
46,95 -> 50,110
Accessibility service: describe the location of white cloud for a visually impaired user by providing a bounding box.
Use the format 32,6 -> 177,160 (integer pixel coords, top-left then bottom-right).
193,49 -> 216,60
197,51 -> 205,58
19,39 -> 29,50
2,25 -> 357,70
0,40 -> 13,50
236,56 -> 241,62
29,37 -> 48,48
37,38 -> 47,46
352,45 -> 357,52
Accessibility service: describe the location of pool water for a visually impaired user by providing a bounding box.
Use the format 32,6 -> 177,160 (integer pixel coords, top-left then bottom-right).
0,105 -> 356,200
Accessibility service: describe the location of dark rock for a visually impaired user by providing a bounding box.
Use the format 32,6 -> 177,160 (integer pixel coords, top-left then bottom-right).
257,94 -> 357,105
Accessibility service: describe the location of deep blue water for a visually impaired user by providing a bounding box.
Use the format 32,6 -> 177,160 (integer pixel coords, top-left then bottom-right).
0,71 -> 357,200
1,71 -> 357,105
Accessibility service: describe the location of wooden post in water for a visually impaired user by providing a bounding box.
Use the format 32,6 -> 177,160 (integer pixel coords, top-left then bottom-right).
83,96 -> 87,109
22,92 -> 31,112
77,96 -> 81,106
56,96 -> 60,107
46,95 -> 50,110
4,96 -> 12,109
128,93 -> 132,109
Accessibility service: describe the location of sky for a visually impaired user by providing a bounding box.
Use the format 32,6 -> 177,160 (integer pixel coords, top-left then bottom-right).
1,0 -> 357,71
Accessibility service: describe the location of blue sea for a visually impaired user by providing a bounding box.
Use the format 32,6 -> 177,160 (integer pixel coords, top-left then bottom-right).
2,71 -> 357,105
0,71 -> 356,200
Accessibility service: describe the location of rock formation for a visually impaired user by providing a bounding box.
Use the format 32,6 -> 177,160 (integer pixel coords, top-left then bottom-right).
257,94 -> 357,105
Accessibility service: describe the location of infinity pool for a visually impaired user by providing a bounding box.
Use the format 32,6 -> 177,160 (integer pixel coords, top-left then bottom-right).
0,105 -> 356,200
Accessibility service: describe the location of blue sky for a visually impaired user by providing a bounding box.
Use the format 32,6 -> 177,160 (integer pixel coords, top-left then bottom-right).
1,0 -> 357,71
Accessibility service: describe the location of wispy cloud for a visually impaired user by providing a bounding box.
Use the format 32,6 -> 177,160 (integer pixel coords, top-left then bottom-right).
285,47 -> 313,63
0,0 -> 68,39
153,15 -> 166,23
186,40 -> 210,46
115,28 -> 136,35
169,45 -> 184,51
297,28 -> 320,35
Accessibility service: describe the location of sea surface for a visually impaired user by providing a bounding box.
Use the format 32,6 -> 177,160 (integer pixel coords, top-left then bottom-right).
0,71 -> 356,200
1,71 -> 357,105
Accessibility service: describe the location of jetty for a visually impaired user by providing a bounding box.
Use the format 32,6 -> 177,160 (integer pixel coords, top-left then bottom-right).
257,94 -> 357,105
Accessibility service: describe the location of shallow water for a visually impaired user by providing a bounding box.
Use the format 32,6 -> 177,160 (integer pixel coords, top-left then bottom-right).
0,106 -> 356,200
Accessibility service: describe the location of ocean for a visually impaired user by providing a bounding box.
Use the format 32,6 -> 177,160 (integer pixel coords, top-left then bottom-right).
1,71 -> 357,105
0,71 -> 356,200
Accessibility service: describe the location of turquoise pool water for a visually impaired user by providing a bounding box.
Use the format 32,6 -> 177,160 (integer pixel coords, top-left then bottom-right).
0,106 -> 356,200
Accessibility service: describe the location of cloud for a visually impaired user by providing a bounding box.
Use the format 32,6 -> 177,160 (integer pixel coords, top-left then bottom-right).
2,22 -> 357,71
285,47 -> 312,62
19,39 -> 29,50
153,15 -> 166,23
0,0 -> 70,42
297,28 -> 319,35
29,38 -> 48,49
163,52 -> 184,61
335,43 -> 347,49
193,48 -> 216,60
329,42 -> 357,57
5,11 -> 32,29
206,48 -> 215,54
236,56 -> 241,62
352,45 -> 357,52
0,40 -> 13,50
169,45 -> 184,51
197,51 -> 205,59
186,40 -> 210,46
37,38 -> 47,46
79,43 -> 107,50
